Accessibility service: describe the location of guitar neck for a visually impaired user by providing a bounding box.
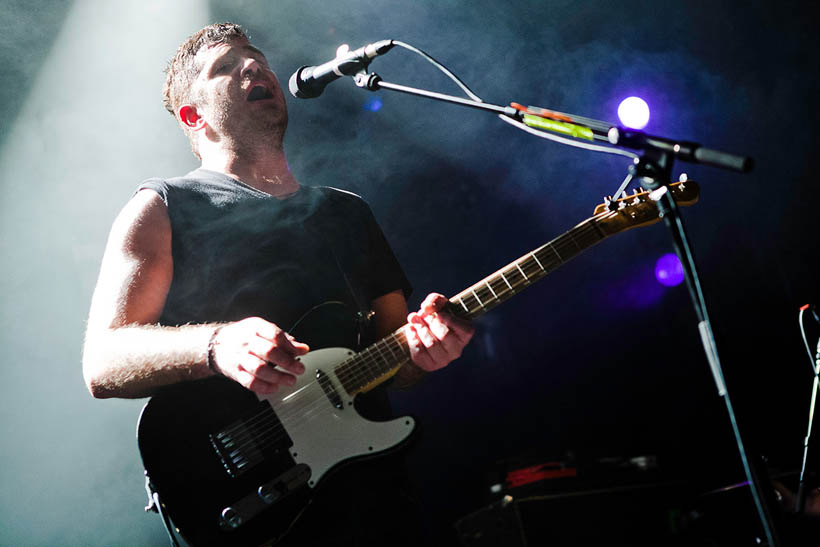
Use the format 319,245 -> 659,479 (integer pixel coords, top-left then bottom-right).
448,215 -> 605,321
333,215 -> 608,396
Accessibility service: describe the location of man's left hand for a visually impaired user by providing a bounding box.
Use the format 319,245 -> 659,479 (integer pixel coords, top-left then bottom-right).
405,293 -> 474,371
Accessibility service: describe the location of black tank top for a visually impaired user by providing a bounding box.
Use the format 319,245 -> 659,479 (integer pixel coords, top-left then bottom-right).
137,168 -> 411,418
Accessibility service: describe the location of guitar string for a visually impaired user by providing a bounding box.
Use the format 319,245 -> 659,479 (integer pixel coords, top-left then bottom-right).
213,216 -> 611,453
218,214 -> 606,439
222,225 -> 614,463
221,333 -> 413,440
289,198 -> 660,412
214,195 -> 684,473
331,214 -> 608,389
302,200 -> 644,410
211,214 -> 606,450
214,215 -> 611,453
215,217 -> 613,457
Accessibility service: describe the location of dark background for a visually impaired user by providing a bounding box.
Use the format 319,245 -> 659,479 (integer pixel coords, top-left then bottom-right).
0,0 -> 817,544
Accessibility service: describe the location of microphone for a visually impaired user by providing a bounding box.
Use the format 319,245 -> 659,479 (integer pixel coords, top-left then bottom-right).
289,40 -> 394,99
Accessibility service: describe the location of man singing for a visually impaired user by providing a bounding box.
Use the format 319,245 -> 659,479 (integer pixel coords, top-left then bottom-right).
82,22 -> 472,545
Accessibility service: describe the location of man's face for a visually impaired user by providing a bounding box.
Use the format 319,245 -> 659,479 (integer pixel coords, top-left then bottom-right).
189,38 -> 288,145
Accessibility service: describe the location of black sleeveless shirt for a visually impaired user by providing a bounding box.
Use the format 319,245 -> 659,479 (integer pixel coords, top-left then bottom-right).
137,168 -> 412,418
138,168 -> 410,329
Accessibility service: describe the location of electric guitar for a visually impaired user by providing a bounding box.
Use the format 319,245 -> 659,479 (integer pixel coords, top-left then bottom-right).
137,182 -> 699,546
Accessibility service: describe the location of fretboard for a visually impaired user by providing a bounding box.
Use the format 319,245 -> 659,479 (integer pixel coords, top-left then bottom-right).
334,215 -> 607,396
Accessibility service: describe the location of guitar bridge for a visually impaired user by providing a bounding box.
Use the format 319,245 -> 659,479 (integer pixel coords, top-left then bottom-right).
209,401 -> 293,478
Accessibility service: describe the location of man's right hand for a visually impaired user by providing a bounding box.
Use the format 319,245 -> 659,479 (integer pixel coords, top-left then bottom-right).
210,317 -> 310,394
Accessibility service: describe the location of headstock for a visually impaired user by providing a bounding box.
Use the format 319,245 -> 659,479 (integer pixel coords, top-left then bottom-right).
593,181 -> 700,236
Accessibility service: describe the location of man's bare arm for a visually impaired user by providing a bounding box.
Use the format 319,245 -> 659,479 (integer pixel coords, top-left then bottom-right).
82,189 -> 214,398
82,190 -> 307,399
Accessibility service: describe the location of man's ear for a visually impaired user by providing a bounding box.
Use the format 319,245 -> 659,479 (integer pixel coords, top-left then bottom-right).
178,104 -> 206,131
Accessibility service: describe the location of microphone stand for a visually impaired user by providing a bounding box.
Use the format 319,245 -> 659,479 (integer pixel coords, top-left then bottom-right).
351,70 -> 777,545
796,338 -> 820,513
354,71 -> 519,117
623,146 -> 779,547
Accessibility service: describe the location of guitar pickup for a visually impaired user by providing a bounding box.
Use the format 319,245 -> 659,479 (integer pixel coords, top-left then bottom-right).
316,368 -> 344,410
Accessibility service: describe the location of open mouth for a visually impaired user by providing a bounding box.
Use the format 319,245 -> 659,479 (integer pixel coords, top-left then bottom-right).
247,85 -> 275,102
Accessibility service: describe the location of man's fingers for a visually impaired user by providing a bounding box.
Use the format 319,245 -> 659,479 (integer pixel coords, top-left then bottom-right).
407,316 -> 450,368
234,367 -> 278,394
423,315 -> 465,359
247,337 -> 306,375
419,292 -> 448,314
285,333 -> 310,353
431,311 -> 474,343
250,318 -> 309,355
405,323 -> 436,371
240,356 -> 298,386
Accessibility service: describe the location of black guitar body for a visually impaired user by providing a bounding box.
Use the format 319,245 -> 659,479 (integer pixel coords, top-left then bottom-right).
137,303 -> 415,546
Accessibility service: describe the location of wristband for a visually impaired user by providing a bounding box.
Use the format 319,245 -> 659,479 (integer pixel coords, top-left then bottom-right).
207,326 -> 223,374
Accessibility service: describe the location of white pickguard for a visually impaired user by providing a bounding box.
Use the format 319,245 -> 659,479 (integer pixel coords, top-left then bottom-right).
257,347 -> 415,488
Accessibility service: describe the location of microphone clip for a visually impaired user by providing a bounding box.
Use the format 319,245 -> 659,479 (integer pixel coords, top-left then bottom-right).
354,71 -> 383,91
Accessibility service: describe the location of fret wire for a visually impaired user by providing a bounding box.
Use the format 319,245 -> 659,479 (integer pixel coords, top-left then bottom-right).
345,353 -> 368,390
340,217 -> 612,392
499,271 -> 515,293
383,335 -> 406,366
363,347 -> 382,383
391,331 -> 409,358
371,341 -> 390,376
535,253 -> 560,274
468,288 -> 484,309
361,347 -> 377,382
489,277 -> 510,298
370,342 -> 390,376
554,236 -> 580,257
519,257 -> 544,278
566,227 -> 583,251
549,243 -> 564,263
508,265 -> 526,285
382,337 -> 401,361
335,360 -> 353,387
474,285 -> 493,303
449,221 -> 609,320
485,280 -> 499,300
338,335 -> 407,394
340,332 -> 404,391
589,216 -> 608,238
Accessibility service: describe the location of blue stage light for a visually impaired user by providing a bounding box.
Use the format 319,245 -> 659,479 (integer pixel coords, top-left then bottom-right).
364,97 -> 382,112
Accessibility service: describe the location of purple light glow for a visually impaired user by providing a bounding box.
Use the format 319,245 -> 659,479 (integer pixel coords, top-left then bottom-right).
655,253 -> 684,287
364,97 -> 382,112
617,96 -> 650,129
